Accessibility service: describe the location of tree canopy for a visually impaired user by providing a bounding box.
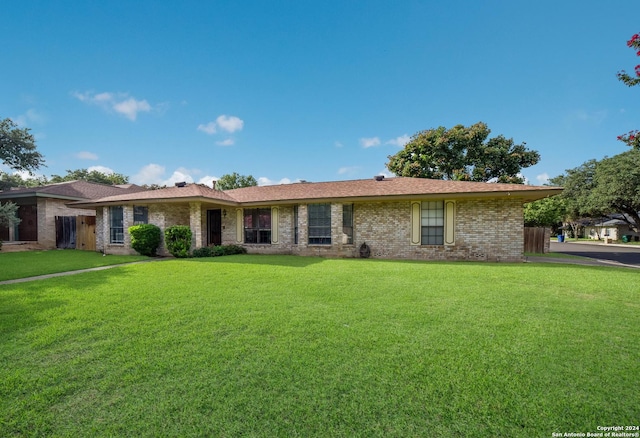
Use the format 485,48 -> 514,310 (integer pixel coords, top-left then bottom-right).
0,202 -> 21,235
616,32 -> 640,149
215,172 -> 258,190
0,118 -> 45,173
386,122 -> 540,184
49,169 -> 129,185
553,151 -> 640,233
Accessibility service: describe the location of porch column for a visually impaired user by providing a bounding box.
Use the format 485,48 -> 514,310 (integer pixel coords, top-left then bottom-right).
189,202 -> 203,250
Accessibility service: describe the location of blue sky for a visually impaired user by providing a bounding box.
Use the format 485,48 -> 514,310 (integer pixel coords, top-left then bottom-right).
2,1 -> 637,187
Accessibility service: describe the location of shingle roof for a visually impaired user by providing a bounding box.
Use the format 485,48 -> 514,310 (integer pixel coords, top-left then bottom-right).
0,180 -> 147,201
69,177 -> 562,208
225,177 -> 562,204
71,183 -> 237,207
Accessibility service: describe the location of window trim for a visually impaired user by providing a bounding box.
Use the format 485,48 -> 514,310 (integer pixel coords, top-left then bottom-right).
308,203 -> 332,245
243,208 -> 272,244
342,203 -> 354,245
109,206 -> 124,244
133,205 -> 148,225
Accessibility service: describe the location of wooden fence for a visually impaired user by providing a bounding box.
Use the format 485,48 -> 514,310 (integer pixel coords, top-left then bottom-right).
55,215 -> 96,251
524,227 -> 550,254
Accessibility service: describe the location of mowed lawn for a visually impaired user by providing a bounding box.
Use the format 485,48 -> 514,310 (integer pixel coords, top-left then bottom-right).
0,250 -> 148,281
0,254 -> 638,437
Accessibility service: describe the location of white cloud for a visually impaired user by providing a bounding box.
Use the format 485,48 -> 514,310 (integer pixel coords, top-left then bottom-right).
385,134 -> 410,147
72,91 -> 152,121
163,170 -> 194,187
536,173 -> 550,185
216,115 -> 244,133
360,137 -> 381,148
76,151 -> 99,160
197,176 -> 219,188
334,141 -> 344,148
88,165 -> 115,175
198,115 -> 244,142
112,98 -> 151,121
131,163 -> 166,185
13,109 -> 46,127
197,121 -> 217,134
257,177 -> 293,186
338,166 -> 360,176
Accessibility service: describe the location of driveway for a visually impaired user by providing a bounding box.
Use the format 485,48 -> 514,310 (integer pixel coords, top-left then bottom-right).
550,241 -> 640,267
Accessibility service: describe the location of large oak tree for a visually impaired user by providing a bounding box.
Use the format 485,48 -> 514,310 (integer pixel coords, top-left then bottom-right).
386,122 -> 540,184
0,118 -> 45,173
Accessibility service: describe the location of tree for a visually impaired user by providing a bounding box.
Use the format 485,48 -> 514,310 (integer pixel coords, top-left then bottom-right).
49,169 -> 129,185
0,118 -> 45,173
0,171 -> 48,191
524,196 -> 566,228
216,172 -> 258,190
551,160 -> 598,238
587,150 -> 640,232
0,202 -> 21,230
616,32 -> 640,149
386,122 -> 540,183
553,151 -> 640,235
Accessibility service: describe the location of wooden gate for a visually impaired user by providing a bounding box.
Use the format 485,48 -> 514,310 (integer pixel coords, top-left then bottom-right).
524,227 -> 550,253
76,215 -> 96,251
55,216 -> 76,249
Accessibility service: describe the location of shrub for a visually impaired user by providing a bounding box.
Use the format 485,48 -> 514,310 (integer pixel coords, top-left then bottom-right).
164,225 -> 192,258
129,224 -> 162,256
191,244 -> 247,258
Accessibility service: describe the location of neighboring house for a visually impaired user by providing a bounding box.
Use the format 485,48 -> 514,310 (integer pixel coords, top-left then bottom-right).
71,176 -> 561,262
0,180 -> 146,249
584,215 -> 640,242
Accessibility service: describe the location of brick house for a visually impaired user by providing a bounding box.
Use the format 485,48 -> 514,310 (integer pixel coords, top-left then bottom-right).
71,176 -> 561,262
0,180 -> 146,249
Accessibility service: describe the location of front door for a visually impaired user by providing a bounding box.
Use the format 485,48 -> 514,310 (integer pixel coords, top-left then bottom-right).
207,209 -> 222,246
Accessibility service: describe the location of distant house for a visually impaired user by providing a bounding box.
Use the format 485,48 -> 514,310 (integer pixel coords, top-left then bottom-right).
584,215 -> 640,242
0,180 -> 146,249
71,176 -> 561,262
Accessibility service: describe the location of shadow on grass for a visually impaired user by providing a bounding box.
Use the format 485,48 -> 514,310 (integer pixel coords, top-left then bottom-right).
185,253 -> 327,268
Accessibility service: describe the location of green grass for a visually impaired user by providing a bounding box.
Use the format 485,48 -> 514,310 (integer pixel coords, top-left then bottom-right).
0,250 -> 148,281
1,255 -> 638,437
525,252 -> 589,260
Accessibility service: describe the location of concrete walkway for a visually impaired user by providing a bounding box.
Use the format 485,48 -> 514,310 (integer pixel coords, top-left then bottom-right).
0,259 -> 165,286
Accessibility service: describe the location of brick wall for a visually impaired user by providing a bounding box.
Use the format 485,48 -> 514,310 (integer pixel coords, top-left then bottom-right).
96,198 -> 525,261
233,198 -> 525,262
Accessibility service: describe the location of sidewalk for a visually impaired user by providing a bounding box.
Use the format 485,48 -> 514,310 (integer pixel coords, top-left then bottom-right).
0,259 -> 164,286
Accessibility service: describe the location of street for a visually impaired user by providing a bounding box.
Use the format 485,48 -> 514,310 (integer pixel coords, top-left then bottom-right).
550,241 -> 640,267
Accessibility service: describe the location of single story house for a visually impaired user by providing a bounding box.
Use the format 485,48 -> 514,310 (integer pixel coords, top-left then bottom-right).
584,215 -> 640,242
71,176 -> 562,262
0,180 -> 146,249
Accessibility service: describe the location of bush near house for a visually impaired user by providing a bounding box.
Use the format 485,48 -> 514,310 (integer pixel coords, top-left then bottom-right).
129,224 -> 162,257
192,245 -> 247,258
164,225 -> 192,258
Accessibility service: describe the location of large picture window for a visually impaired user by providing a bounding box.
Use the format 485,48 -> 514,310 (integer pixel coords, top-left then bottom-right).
308,203 -> 331,245
109,206 -> 124,244
421,201 -> 444,245
244,208 -> 271,244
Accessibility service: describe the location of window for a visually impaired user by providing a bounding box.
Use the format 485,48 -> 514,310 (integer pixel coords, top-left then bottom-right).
308,203 -> 331,244
293,205 -> 299,245
244,208 -> 271,244
342,204 -> 354,244
421,201 -> 444,245
133,206 -> 148,225
109,206 -> 124,244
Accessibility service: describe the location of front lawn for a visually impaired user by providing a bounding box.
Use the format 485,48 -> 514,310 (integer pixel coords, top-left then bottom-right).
0,250 -> 148,281
1,255 -> 638,437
